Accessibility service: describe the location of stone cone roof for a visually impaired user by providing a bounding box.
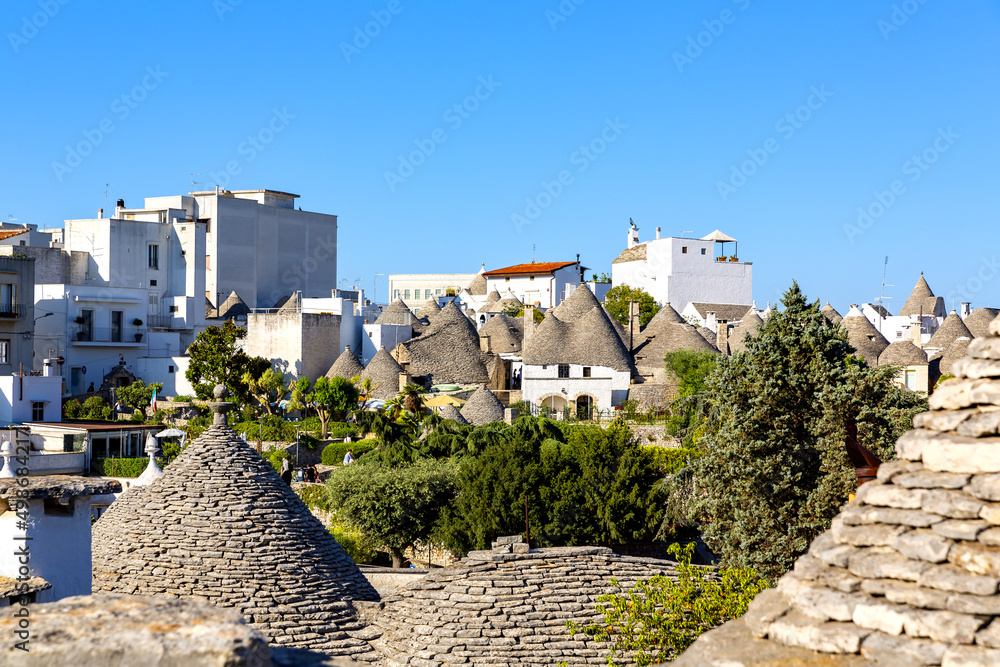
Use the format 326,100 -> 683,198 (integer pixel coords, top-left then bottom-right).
551,284 -> 600,322
843,305 -> 890,363
459,386 -> 504,426
485,289 -> 502,304
966,308 -> 1000,339
928,310 -> 975,351
823,302 -> 844,325
633,322 -> 718,369
326,347 -> 364,380
403,301 -> 489,384
727,309 -> 764,355
438,404 -> 468,424
91,390 -> 380,657
417,299 -> 440,317
466,273 -> 488,296
940,337 -> 973,377
689,312 -> 1000,664
878,340 -> 929,367
899,273 -> 945,318
478,313 -> 522,353
603,305 -> 631,348
218,291 -> 250,320
278,292 -> 301,313
522,307 -> 634,372
375,298 -> 415,326
361,347 -> 404,400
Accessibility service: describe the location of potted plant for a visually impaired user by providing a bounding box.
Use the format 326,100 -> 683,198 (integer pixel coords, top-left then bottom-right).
133,318 -> 143,326
74,315 -> 85,324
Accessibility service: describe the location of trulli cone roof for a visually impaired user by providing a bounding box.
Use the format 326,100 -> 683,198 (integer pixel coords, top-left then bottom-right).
843,305 -> 890,363
715,311 -> 1000,663
402,301 -> 489,384
940,337 -> 973,377
965,308 -> 1000,339
726,309 -> 764,355
928,310 -> 975,351
361,347 -> 404,400
438,403 -> 469,424
878,340 -> 929,367
822,301 -> 844,325
91,386 -> 380,657
374,298 -> 416,326
459,386 -> 505,426
326,347 -> 364,380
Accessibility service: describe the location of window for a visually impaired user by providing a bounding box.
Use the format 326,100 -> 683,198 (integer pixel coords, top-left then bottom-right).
583,367 -> 592,378
701,248 -> 706,255
111,311 -> 123,342
394,290 -> 400,298
505,277 -> 510,282
425,289 -> 431,299
904,370 -> 917,391
435,289 -> 442,296
149,279 -> 157,287
148,244 -> 159,269
0,340 -> 8,364
529,276 -> 534,281
404,289 -> 410,299
558,364 -> 570,378
168,365 -> 175,373
31,402 -> 44,422
79,310 -> 93,340
198,217 -> 211,233
169,305 -> 179,313
682,246 -> 688,254
0,283 -> 16,316
896,331 -> 903,339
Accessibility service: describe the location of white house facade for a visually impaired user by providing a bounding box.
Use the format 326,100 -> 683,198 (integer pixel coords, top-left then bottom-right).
521,362 -> 630,415
482,261 -> 584,310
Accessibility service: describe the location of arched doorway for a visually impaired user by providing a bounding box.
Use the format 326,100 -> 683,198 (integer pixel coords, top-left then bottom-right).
576,395 -> 594,421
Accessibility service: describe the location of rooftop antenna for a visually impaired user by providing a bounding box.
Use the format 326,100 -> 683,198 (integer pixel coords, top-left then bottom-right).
7,215 -> 16,224
532,244 -> 535,263
191,173 -> 203,188
681,230 -> 693,238
103,183 -> 115,212
874,256 -> 894,333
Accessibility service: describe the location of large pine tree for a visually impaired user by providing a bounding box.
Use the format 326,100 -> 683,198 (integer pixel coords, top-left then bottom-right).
689,283 -> 925,579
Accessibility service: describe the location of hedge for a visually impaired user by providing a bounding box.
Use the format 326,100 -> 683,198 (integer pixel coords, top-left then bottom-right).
91,457 -> 154,478
644,446 -> 702,475
232,414 -> 297,442
321,439 -> 377,466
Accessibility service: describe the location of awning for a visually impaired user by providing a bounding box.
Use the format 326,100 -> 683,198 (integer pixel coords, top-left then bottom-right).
425,395 -> 467,407
155,428 -> 184,438
700,230 -> 737,242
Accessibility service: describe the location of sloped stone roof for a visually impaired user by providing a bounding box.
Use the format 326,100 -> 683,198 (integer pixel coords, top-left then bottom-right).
603,306 -> 631,348
375,299 -> 415,326
551,284 -> 600,321
218,291 -> 250,320
465,273 -> 488,296
633,320 -> 718,369
522,308 -> 634,372
459,386 -> 504,426
402,301 -> 489,384
965,308 -> 1000,339
697,325 -> 719,350
361,347 -> 404,400
877,339 -> 928,367
842,305 -> 890,363
898,273 -> 945,317
481,293 -> 522,315
822,302 -> 844,325
417,299 -> 440,318
928,310 -> 976,351
91,388 -> 380,656
939,337 -> 972,377
611,243 -> 647,264
438,404 -> 468,424
678,311 -> 1000,664
326,347 -> 364,380
690,302 -> 754,322
373,540 -> 696,664
277,292 -> 301,313
485,289 -> 502,304
478,313 -> 522,353
727,309 -> 764,355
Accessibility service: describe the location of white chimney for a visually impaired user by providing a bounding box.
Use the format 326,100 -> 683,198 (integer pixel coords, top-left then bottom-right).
656,227 -> 661,239
98,208 -> 103,219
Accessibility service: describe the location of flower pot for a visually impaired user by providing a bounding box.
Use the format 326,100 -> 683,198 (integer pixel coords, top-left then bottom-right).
134,333 -> 143,342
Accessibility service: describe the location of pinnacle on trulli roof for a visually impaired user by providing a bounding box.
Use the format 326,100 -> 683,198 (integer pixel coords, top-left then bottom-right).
928,310 -> 975,351
821,301 -> 843,325
709,310 -> 1000,664
132,433 -> 163,487
91,385 -> 380,657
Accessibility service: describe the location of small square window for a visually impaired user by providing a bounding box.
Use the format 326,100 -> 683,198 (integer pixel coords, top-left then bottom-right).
701,248 -> 706,255
169,305 -> 179,313
168,365 -> 175,373
404,290 -> 410,299
529,276 -> 534,281
682,247 -> 688,254
505,277 -> 510,282
150,279 -> 157,287
583,367 -> 591,378
0,340 -> 9,364
435,289 -> 442,296
31,402 -> 44,421
558,364 -> 570,378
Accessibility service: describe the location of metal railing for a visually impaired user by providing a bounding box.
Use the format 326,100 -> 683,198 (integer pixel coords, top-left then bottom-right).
0,304 -> 27,319
72,326 -> 146,343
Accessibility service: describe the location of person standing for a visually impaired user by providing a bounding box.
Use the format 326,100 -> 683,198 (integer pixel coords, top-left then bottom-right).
280,457 -> 292,485
343,450 -> 354,465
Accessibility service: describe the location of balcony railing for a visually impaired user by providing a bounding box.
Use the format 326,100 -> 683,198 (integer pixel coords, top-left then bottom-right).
0,304 -> 27,319
72,326 -> 146,344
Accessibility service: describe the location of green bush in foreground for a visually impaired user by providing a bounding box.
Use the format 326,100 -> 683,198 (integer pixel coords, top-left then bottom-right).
569,543 -> 766,666
321,440 -> 377,466
329,520 -> 378,564
91,457 -> 156,478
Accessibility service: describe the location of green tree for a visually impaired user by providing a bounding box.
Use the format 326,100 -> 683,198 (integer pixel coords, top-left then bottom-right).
603,284 -> 660,327
115,380 -> 163,413
243,368 -> 290,415
325,459 -> 457,568
399,383 -> 426,413
309,376 -> 360,438
185,321 -> 270,406
688,283 -> 926,579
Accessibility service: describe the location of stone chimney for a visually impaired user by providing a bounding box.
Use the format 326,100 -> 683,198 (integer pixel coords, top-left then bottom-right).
629,301 -> 641,350
627,227 -> 639,249
523,305 -> 535,341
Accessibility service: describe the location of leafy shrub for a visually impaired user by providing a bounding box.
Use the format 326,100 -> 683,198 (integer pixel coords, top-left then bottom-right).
185,413 -> 212,441
296,485 -> 330,511
644,446 -> 701,475
171,394 -> 197,403
568,543 -> 766,665
82,396 -> 112,420
267,448 -> 291,473
129,410 -> 145,422
327,424 -> 360,440
298,433 -> 322,450
321,440 -> 377,466
232,414 -> 296,441
63,399 -> 82,420
329,521 -> 378,564
161,439 -> 185,463
91,457 -> 152,478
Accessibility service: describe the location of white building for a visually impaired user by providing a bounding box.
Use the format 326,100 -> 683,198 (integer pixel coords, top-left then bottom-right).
388,273 -> 477,312
611,226 -> 752,310
482,261 -> 584,310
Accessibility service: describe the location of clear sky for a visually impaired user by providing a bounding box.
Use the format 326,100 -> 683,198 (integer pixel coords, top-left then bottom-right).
3,1 -> 998,313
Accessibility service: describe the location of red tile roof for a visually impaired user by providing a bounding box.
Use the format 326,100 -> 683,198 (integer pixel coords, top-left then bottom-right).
483,262 -> 577,277
0,230 -> 28,241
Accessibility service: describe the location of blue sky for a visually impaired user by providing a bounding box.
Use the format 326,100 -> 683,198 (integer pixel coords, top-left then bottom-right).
3,1 -> 998,313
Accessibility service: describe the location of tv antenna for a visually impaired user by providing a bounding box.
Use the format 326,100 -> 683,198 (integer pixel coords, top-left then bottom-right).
680,230 -> 693,238
874,256 -> 894,332
191,173 -> 203,188
104,183 -> 114,212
